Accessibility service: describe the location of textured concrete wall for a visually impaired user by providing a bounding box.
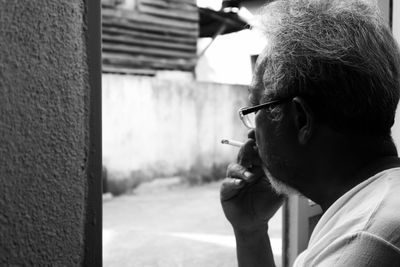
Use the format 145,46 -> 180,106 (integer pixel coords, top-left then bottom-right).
103,75 -> 248,175
0,1 -> 94,265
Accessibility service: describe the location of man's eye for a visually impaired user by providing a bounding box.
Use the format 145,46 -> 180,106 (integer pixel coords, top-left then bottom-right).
254,107 -> 264,115
267,103 -> 278,111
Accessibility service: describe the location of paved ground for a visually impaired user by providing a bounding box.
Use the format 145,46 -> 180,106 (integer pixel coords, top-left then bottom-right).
103,178 -> 282,267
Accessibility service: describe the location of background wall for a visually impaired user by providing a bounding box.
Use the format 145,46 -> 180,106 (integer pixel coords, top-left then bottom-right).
103,74 -> 248,176
196,29 -> 266,85
0,0 -> 101,265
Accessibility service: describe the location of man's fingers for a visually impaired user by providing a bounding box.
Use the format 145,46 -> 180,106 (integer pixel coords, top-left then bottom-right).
220,177 -> 246,201
226,163 -> 259,183
222,162 -> 264,202
247,129 -> 256,139
237,139 -> 262,168
227,163 -> 249,180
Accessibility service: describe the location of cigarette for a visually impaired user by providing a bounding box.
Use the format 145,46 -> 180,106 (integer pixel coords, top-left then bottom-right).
221,139 -> 244,147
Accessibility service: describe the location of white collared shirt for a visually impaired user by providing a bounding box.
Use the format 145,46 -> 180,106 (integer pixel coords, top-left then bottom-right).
294,168 -> 400,266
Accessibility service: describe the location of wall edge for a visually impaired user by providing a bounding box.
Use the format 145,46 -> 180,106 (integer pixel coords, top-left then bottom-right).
83,0 -> 102,265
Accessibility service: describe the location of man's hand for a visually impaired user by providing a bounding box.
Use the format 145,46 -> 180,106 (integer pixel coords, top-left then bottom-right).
220,134 -> 284,232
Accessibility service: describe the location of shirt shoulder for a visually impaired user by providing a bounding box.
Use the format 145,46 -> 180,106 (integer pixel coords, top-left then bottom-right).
331,231 -> 400,267
294,231 -> 400,266
294,168 -> 400,267
364,168 -> 400,248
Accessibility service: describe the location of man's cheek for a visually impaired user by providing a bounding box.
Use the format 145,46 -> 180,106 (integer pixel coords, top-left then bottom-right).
262,164 -> 298,196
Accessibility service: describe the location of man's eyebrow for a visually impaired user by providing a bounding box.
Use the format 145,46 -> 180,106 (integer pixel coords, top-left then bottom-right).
248,90 -> 260,106
260,95 -> 271,103
249,96 -> 258,106
247,85 -> 256,93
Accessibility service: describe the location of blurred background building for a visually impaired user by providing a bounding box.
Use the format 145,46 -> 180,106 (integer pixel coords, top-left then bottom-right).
101,0 -> 266,186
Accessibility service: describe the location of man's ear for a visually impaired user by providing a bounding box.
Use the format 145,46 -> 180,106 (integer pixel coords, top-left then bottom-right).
292,97 -> 314,145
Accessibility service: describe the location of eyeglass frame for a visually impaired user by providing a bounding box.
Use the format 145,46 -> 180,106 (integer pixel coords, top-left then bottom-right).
238,97 -> 293,129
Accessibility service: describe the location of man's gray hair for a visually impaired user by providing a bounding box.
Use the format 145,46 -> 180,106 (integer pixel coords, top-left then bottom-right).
256,0 -> 400,135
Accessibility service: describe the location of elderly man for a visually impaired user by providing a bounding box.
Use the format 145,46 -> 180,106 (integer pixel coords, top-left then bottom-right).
220,0 -> 400,266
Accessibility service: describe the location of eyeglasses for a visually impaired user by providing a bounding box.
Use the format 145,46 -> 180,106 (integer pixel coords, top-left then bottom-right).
238,98 -> 292,129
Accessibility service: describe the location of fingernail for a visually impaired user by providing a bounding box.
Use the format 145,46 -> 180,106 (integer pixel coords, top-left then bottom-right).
244,171 -> 252,178
234,179 -> 243,185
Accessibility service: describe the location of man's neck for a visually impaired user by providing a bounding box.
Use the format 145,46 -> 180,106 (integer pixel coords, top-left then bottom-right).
304,135 -> 400,212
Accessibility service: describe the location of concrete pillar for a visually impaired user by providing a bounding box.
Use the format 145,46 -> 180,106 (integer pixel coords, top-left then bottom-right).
0,0 -> 101,265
